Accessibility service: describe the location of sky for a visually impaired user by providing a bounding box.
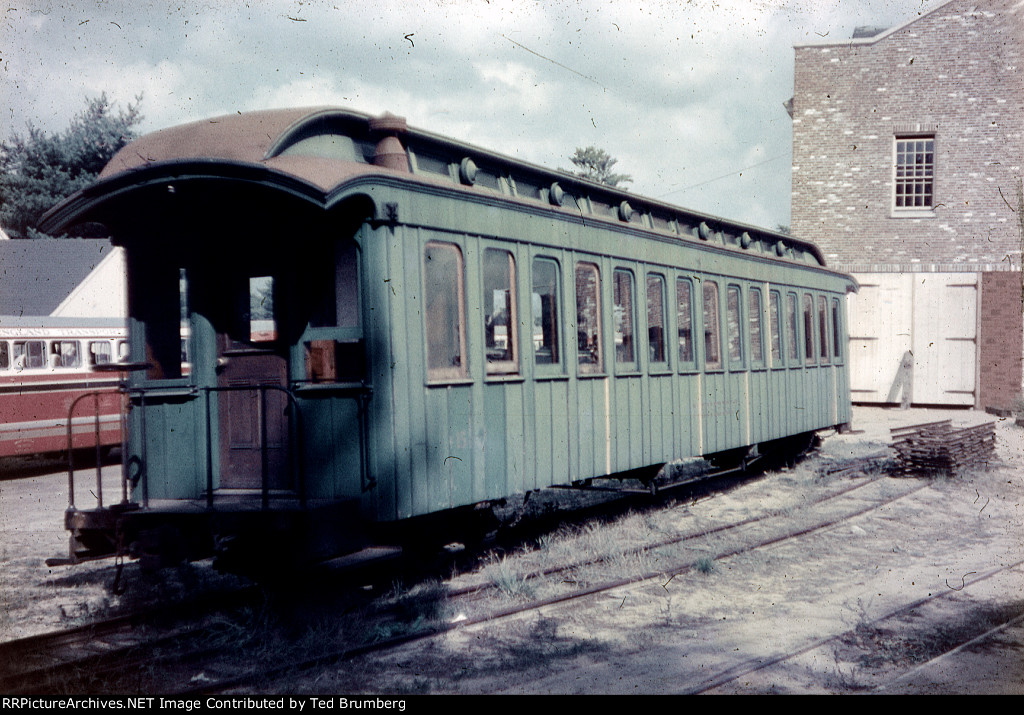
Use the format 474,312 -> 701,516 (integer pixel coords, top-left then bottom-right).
1,0 -> 948,232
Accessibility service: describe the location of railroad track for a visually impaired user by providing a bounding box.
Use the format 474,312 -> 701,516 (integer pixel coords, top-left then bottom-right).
5,453 -> 962,695
183,462 -> 930,694
689,560 -> 1024,694
0,587 -> 263,693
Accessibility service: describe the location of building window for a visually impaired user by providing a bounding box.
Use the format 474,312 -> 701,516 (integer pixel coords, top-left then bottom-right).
483,248 -> 519,375
894,137 -> 934,210
424,242 -> 467,380
575,262 -> 603,373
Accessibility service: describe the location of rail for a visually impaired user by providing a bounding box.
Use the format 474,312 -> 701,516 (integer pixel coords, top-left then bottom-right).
67,380 -> 368,514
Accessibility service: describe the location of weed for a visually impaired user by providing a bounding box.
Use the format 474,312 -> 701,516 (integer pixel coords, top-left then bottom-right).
821,646 -> 865,692
695,556 -> 715,574
486,556 -> 536,600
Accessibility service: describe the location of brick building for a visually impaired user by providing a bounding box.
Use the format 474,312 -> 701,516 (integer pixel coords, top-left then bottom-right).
789,0 -> 1023,411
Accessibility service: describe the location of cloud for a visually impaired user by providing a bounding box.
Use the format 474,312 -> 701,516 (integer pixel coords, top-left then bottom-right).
0,0 -> 948,230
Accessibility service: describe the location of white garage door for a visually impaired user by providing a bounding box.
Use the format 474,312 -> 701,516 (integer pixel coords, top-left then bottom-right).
847,273 -> 977,406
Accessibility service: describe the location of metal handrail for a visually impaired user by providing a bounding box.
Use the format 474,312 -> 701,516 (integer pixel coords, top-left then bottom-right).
66,389 -> 128,511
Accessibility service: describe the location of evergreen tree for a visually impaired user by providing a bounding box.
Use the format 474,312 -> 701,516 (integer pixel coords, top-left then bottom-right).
0,93 -> 143,238
565,146 -> 632,188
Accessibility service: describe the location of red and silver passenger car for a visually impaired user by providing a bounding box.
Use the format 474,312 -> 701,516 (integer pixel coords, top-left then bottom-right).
0,317 -> 127,460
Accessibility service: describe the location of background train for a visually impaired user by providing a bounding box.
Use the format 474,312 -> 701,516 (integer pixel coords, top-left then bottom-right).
39,107 -> 856,569
0,318 -> 127,462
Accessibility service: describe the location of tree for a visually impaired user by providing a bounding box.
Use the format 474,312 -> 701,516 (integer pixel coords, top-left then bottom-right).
0,93 -> 143,238
564,146 -> 632,188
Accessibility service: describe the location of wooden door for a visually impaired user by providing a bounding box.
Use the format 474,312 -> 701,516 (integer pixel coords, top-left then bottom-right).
217,275 -> 291,490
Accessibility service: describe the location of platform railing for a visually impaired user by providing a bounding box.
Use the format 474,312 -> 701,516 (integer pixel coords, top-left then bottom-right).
65,389 -> 130,512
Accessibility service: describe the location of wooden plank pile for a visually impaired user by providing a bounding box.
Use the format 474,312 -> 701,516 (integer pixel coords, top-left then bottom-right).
890,419 -> 997,475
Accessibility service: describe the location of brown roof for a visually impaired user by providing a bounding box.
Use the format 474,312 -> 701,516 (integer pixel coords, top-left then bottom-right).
99,106 -> 381,191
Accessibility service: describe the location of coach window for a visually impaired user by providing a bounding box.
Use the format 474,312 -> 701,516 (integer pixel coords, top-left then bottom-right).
12,340 -> 46,370
749,287 -> 764,368
484,248 -> 519,375
818,296 -> 830,363
832,298 -> 843,362
646,273 -> 667,368
726,285 -> 743,367
0,342 -> 7,370
575,262 -> 603,374
613,269 -> 637,369
785,293 -> 799,366
676,277 -> 695,369
532,258 -> 561,368
425,242 -> 468,381
89,341 -> 113,366
51,340 -> 82,368
248,276 -> 277,343
803,294 -> 816,365
702,281 -> 722,370
769,290 -> 782,367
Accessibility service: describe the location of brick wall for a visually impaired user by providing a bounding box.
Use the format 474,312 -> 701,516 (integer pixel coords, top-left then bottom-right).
790,0 -> 1023,271
979,271 -> 1024,411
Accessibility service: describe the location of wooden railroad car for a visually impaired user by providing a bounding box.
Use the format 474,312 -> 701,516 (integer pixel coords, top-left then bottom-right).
39,107 -> 856,567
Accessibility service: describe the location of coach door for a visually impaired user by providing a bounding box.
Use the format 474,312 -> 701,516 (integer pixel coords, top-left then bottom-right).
217,275 -> 292,491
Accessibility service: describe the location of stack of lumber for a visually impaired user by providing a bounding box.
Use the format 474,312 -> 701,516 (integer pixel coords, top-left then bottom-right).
890,419 -> 997,475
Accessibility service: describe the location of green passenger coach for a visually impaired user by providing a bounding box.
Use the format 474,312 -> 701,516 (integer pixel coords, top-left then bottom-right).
40,107 -> 856,567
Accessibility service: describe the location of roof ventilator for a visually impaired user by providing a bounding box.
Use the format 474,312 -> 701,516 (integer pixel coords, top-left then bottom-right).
459,157 -> 478,185
369,113 -> 410,172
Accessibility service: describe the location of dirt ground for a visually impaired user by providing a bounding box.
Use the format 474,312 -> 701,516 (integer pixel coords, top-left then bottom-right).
2,405 -> 1023,694
291,406 -> 1024,694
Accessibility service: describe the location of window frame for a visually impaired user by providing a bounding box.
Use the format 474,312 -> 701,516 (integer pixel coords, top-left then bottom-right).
482,247 -> 520,377
424,241 -> 469,383
575,261 -> 604,376
612,268 -> 638,373
802,293 -> 816,366
817,295 -> 831,364
748,286 -> 765,370
785,292 -> 799,368
676,276 -> 697,372
702,280 -> 723,371
646,272 -> 669,372
768,289 -> 783,369
531,256 -> 563,375
12,340 -> 47,370
831,297 -> 844,364
726,284 -> 744,369
893,134 -> 936,216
